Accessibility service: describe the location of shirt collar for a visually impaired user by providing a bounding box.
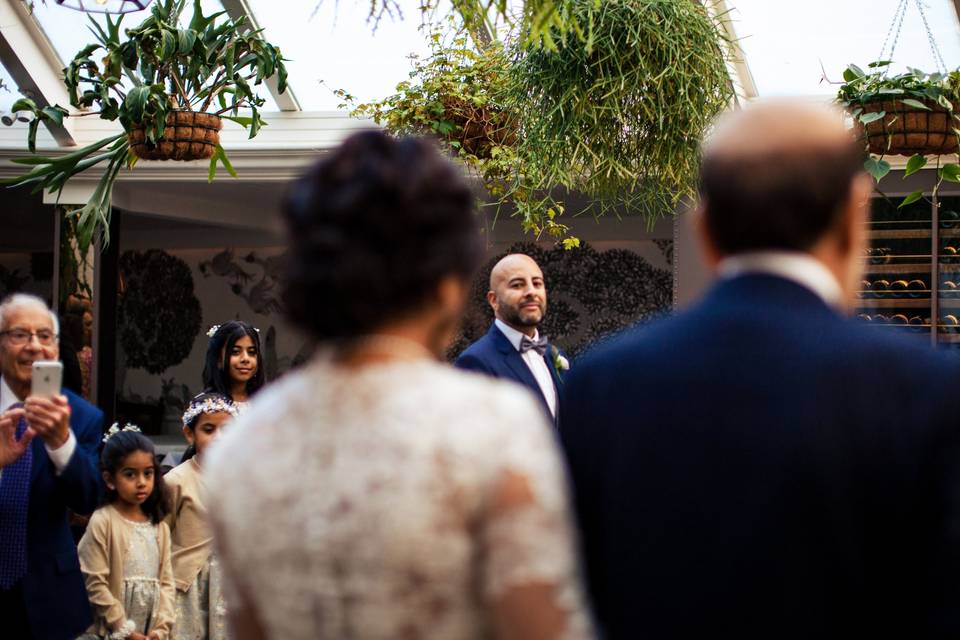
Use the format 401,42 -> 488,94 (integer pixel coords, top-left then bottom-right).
0,376 -> 21,413
495,318 -> 540,352
718,251 -> 844,308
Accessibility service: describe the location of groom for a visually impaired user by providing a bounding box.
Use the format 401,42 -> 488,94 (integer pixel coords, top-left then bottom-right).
456,253 -> 564,422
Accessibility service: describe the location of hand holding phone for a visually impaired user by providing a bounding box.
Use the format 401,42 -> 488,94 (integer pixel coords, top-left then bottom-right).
30,360 -> 63,399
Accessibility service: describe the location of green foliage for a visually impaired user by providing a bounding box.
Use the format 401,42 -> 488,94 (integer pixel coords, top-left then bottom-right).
510,0 -> 734,231
8,0 -> 288,252
348,0 -> 733,245
837,61 -> 960,208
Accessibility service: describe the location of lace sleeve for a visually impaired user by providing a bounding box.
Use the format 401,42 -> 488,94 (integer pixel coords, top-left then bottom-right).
478,392 -> 595,640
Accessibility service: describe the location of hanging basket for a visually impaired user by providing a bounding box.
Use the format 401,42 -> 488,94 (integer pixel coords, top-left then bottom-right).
855,100 -> 958,156
440,96 -> 517,160
128,111 -> 222,161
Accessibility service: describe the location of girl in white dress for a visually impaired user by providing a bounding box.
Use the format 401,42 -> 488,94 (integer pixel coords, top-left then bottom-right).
78,426 -> 175,640
166,393 -> 239,640
204,131 -> 596,640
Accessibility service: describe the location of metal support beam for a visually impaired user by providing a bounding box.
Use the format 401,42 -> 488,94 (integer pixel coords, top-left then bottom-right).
220,0 -> 302,112
0,0 -> 75,146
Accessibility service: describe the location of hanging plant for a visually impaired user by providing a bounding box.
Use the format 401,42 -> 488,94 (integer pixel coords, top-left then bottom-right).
4,0 -> 288,252
345,0 -> 734,245
837,62 -> 960,208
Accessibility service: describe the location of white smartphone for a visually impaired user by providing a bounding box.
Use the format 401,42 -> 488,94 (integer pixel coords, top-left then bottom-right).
31,360 -> 63,398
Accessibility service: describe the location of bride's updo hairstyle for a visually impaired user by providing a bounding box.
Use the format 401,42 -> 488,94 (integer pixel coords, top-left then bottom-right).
282,130 -> 483,341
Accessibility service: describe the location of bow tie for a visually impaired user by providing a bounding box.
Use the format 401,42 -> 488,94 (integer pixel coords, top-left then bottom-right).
519,335 -> 549,356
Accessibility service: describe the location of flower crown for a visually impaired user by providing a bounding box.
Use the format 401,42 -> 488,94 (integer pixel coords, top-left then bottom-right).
206,323 -> 260,338
182,395 -> 240,427
102,422 -> 142,444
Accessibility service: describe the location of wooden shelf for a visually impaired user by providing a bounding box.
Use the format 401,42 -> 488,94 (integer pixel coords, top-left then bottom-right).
857,298 -> 930,309
937,333 -> 960,343
938,299 -> 960,309
869,228 -> 931,239
861,262 -> 931,274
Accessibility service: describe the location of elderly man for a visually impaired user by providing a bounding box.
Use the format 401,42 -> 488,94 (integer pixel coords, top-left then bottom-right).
560,101 -> 960,637
456,253 -> 564,421
0,293 -> 103,639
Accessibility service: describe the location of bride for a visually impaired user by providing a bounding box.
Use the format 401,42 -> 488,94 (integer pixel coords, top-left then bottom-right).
205,131 -> 594,640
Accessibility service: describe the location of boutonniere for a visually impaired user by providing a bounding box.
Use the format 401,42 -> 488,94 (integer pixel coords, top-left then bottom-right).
550,345 -> 570,381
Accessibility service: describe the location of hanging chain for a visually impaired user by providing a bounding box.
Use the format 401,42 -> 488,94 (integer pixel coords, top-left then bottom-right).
878,0 -> 948,74
914,0 -> 948,74
878,0 -> 908,63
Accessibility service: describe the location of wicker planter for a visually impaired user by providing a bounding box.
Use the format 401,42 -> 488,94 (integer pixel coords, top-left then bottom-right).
856,99 -> 958,156
441,97 -> 517,159
128,111 -> 222,161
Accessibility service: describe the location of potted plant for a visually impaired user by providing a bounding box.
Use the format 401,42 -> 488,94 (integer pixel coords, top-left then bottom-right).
837,62 -> 960,206
348,0 -> 733,246
6,0 -> 288,251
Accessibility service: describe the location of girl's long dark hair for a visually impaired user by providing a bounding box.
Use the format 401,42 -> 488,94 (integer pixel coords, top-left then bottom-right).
100,431 -> 169,524
202,320 -> 266,399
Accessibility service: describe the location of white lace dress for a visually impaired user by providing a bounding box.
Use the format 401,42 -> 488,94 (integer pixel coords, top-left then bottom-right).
205,357 -> 594,639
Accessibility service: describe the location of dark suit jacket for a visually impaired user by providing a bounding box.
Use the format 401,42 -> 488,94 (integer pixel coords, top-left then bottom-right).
456,323 -> 563,421
560,274 -> 960,638
10,386 -> 103,640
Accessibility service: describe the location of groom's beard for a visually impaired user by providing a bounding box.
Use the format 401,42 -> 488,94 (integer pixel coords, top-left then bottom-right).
500,297 -> 546,329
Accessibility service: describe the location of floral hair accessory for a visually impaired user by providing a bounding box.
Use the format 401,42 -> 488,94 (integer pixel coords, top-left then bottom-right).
182,394 -> 240,427
206,323 -> 260,339
102,422 -> 142,444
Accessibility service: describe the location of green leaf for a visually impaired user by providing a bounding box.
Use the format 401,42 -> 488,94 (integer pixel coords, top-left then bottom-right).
124,85 -> 150,123
10,98 -> 38,114
864,157 -> 891,182
859,111 -> 885,125
904,154 -> 927,178
900,98 -> 930,110
941,163 -> 960,184
898,190 -> 923,208
221,115 -> 255,128
208,143 -> 237,183
177,29 -> 196,54
40,106 -> 66,126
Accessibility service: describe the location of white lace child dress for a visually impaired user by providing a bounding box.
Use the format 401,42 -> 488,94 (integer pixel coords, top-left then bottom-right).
205,357 -> 595,639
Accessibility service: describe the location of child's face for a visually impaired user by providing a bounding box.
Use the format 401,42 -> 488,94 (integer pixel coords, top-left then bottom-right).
183,411 -> 232,460
104,450 -> 155,507
225,335 -> 258,387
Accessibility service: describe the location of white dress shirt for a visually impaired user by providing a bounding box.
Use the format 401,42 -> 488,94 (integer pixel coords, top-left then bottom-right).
0,375 -> 77,484
718,251 -> 843,309
495,318 -> 558,417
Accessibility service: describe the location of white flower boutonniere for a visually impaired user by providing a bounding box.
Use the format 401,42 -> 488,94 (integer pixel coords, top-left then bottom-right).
550,345 -> 570,382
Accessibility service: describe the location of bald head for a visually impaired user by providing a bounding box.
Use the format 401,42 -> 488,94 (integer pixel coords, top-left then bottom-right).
699,100 -> 866,256
490,253 -> 541,290
487,253 -> 547,336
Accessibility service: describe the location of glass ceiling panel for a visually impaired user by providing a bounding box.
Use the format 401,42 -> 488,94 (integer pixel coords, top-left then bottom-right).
732,0 -> 960,97
0,61 -> 19,113
30,0 -> 278,111
245,0 -> 448,111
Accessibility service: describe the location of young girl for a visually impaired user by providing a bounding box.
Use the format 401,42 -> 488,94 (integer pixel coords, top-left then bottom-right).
78,425 -> 175,640
166,393 -> 239,640
202,321 -> 265,410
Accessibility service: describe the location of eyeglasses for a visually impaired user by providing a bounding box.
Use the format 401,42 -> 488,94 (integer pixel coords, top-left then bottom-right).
0,329 -> 59,347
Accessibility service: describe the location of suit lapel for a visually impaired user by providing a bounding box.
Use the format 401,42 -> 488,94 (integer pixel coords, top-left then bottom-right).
490,324 -> 552,414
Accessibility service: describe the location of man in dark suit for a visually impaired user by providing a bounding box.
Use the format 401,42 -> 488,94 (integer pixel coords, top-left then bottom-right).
560,101 -> 960,638
0,293 -> 103,640
456,253 -> 567,421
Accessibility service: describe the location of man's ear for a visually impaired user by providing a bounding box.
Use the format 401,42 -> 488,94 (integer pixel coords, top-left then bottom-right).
486,290 -> 497,312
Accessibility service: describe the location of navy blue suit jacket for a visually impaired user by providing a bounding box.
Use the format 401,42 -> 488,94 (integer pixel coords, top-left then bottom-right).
455,323 -> 563,421
13,386 -> 103,640
560,275 -> 960,638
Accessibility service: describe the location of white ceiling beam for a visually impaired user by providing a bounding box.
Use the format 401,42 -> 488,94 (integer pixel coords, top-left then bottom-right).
0,0 -> 75,146
707,0 -> 759,104
220,0 -> 301,112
